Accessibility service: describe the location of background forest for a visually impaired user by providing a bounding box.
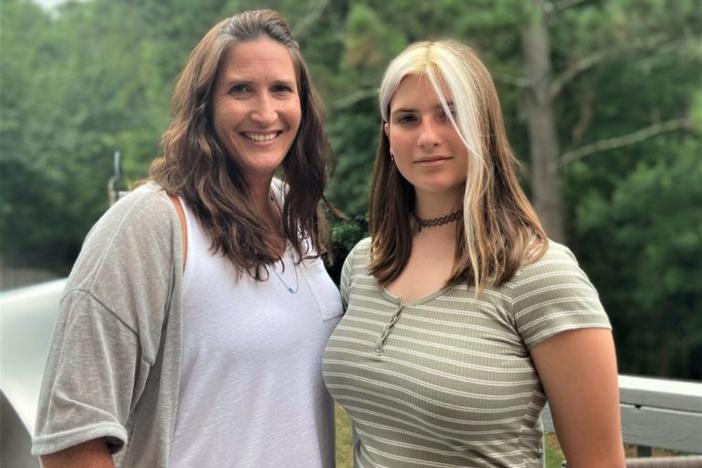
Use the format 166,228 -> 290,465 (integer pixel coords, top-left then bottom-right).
1,0 -> 700,381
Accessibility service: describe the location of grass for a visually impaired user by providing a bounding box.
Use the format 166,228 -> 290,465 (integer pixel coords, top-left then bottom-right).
544,433 -> 566,468
335,404 -> 566,468
335,403 -> 354,468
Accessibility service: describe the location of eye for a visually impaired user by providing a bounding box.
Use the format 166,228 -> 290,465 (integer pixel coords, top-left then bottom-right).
394,114 -> 418,125
228,83 -> 252,95
437,106 -> 456,123
272,83 -> 294,95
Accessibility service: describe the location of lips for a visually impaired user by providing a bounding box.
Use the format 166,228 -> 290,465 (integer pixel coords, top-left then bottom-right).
415,156 -> 451,163
241,131 -> 282,142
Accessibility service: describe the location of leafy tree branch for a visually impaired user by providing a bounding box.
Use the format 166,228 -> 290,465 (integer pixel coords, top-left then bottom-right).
549,35 -> 670,98
561,118 -> 691,164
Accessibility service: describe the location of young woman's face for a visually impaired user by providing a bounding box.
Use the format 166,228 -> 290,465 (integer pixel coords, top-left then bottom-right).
212,37 -> 302,187
384,74 -> 468,200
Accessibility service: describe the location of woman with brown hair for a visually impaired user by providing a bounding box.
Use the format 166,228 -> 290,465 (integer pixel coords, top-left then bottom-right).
323,40 -> 625,467
33,9 -> 341,468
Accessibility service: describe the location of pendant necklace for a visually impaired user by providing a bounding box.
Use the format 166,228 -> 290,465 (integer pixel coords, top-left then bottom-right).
415,209 -> 463,230
271,258 -> 299,294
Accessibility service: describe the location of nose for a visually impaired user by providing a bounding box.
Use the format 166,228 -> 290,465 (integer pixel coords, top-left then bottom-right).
250,93 -> 277,125
417,120 -> 441,149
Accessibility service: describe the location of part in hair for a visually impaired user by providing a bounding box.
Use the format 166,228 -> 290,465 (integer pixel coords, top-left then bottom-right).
369,40 -> 548,293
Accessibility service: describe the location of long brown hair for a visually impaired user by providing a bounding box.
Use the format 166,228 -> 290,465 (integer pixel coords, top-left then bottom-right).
150,9 -> 331,279
369,40 -> 547,293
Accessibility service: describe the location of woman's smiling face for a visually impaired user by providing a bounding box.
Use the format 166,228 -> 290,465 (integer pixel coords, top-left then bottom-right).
212,37 -> 302,186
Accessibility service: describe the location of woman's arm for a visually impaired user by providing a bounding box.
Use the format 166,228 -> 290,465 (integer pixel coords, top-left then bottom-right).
33,188 -> 179,459
40,439 -> 114,468
531,328 -> 626,468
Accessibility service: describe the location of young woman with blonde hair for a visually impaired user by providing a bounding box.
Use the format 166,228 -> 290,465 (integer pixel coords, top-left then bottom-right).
324,40 -> 625,467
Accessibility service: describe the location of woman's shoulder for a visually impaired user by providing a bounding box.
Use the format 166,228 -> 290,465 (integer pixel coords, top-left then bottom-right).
111,182 -> 174,218
518,239 -> 579,273
353,236 -> 372,253
340,237 -> 372,275
347,237 -> 372,263
64,182 -> 180,332
339,237 -> 373,298
95,182 -> 174,230
79,182 -> 178,256
508,239 -> 594,293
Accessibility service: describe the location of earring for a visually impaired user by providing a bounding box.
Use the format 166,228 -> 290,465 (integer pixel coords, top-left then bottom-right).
389,149 -> 395,162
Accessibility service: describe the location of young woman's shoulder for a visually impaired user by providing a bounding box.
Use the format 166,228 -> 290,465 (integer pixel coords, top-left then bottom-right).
351,237 -> 372,256
338,237 -> 372,301
340,237 -> 372,275
514,239 -> 582,280
508,240 -> 610,349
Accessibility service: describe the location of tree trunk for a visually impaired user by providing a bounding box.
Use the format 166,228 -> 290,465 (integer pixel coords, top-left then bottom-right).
521,0 -> 565,242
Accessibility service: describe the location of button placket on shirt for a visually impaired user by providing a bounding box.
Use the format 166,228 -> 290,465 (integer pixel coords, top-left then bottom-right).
375,304 -> 404,355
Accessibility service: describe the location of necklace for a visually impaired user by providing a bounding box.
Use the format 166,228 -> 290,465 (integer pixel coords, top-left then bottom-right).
271,256 -> 299,294
267,190 -> 298,293
415,209 -> 463,230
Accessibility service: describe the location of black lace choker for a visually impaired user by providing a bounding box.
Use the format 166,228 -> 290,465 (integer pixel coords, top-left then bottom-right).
415,209 -> 463,229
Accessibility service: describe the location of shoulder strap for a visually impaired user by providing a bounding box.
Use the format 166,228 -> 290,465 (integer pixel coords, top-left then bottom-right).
168,195 -> 187,270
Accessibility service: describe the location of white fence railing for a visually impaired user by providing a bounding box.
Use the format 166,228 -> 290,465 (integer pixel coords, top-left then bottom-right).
541,374 -> 702,456
2,280 -> 701,467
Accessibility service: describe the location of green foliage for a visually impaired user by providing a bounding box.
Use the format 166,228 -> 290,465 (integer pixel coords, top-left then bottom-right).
1,0 -> 112,271
326,215 -> 369,285
574,140 -> 702,377
341,4 -> 406,86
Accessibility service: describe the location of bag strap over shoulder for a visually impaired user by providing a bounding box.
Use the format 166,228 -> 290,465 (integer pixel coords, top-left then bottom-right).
168,195 -> 187,270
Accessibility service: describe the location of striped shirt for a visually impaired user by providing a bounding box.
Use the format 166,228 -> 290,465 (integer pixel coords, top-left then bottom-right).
322,238 -> 611,467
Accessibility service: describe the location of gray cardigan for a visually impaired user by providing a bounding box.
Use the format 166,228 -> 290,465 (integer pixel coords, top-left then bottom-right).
32,183 -> 184,467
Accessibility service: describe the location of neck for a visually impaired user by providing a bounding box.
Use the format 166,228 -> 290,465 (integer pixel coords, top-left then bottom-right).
247,176 -> 275,216
414,188 -> 463,220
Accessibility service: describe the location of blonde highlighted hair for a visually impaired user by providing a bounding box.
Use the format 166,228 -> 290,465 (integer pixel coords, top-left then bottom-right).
369,40 -> 547,292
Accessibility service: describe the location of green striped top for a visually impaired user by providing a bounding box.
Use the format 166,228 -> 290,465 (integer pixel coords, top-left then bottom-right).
322,238 -> 611,467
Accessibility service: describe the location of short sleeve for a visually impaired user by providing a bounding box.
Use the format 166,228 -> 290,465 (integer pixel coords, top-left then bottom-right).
339,247 -> 355,309
31,292 -> 139,455
32,185 -> 180,456
339,237 -> 372,310
511,242 -> 611,350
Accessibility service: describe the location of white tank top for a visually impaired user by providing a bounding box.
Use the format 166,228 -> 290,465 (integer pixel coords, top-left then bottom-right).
169,194 -> 342,468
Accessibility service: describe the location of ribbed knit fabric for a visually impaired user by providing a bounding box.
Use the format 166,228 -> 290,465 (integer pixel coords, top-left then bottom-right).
322,238 -> 611,468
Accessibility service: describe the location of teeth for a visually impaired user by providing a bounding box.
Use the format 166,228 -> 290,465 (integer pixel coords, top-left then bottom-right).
244,132 -> 278,142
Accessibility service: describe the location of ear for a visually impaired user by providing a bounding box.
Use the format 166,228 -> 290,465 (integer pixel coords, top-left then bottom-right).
383,121 -> 389,138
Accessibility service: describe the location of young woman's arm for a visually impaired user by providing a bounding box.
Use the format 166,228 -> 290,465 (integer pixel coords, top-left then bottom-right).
531,328 -> 626,468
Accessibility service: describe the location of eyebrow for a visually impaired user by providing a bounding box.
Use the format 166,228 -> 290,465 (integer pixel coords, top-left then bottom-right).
390,101 -> 455,115
271,79 -> 297,88
390,108 -> 416,115
221,77 -> 296,86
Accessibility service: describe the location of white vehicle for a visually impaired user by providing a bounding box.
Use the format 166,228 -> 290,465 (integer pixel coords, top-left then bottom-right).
1,279 -> 66,468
